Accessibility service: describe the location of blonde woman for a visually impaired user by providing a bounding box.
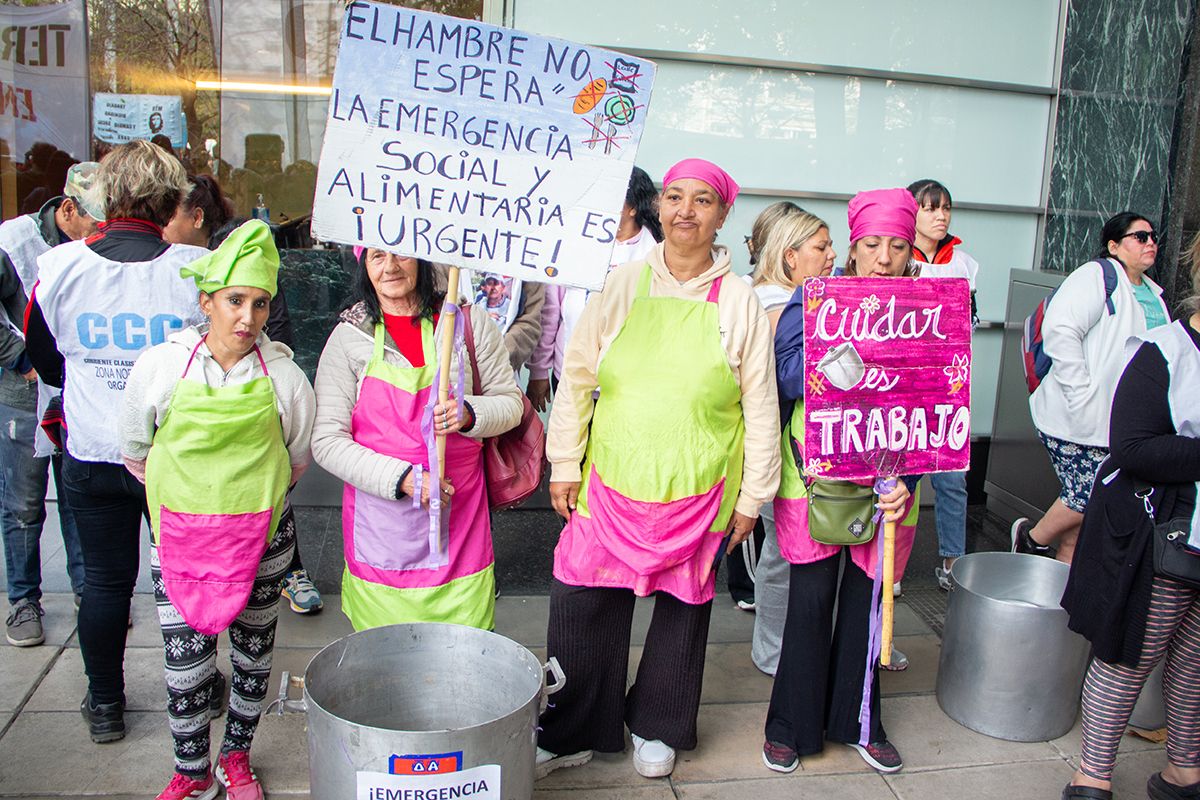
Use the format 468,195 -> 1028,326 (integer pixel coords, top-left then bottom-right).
745,209 -> 836,674
25,140 -> 207,744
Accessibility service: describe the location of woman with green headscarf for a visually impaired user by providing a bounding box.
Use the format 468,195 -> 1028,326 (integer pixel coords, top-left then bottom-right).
120,219 -> 316,800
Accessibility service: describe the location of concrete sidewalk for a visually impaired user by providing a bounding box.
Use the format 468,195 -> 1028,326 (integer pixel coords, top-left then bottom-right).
0,593 -> 1167,799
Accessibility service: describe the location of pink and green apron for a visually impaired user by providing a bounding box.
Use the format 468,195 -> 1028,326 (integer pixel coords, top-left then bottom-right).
146,341 -> 291,636
341,318 -> 494,631
771,399 -> 920,746
553,267 -> 744,604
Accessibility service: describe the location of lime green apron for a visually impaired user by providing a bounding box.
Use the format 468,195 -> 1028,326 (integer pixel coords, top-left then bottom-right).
145,340 -> 291,635
553,267 -> 744,603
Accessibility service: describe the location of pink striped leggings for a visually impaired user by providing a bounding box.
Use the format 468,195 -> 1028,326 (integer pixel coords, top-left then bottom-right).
1079,577 -> 1200,781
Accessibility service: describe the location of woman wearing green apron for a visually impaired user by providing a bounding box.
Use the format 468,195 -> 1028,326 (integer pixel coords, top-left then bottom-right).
537,159 -> 782,780
120,220 -> 316,800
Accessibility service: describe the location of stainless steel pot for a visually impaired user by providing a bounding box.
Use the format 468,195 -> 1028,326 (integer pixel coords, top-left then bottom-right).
270,622 -> 564,799
935,552 -> 1090,742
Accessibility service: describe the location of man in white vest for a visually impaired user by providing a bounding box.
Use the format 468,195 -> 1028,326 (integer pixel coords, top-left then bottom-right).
0,163 -> 102,647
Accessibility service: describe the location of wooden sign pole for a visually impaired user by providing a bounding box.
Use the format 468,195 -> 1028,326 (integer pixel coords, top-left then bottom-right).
436,265 -> 460,482
880,519 -> 897,666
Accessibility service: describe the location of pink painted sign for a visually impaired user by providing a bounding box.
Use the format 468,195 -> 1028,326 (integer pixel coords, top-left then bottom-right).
802,276 -> 972,480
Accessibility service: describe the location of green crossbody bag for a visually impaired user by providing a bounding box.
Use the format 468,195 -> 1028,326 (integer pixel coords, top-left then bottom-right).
806,479 -> 877,546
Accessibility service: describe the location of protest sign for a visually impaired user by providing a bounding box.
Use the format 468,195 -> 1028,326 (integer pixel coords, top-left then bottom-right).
0,0 -> 89,162
312,2 -> 656,291
93,93 -> 187,150
801,277 -> 972,480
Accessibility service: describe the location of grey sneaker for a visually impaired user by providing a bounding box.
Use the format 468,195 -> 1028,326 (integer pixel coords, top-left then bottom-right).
6,598 -> 45,647
934,565 -> 953,591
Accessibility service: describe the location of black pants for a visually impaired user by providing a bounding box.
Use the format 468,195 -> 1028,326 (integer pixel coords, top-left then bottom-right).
764,551 -> 885,754
538,580 -> 712,754
63,454 -> 148,705
726,517 -> 765,604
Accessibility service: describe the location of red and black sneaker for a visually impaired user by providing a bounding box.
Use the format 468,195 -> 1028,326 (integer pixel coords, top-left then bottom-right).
762,740 -> 799,773
851,740 -> 903,773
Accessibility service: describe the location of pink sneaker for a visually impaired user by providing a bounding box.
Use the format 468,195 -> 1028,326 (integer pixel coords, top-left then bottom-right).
216,751 -> 264,800
155,771 -> 217,800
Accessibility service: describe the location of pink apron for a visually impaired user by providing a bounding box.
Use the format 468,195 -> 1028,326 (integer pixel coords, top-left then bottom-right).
145,341 -> 291,635
340,319 -> 494,631
554,269 -> 745,604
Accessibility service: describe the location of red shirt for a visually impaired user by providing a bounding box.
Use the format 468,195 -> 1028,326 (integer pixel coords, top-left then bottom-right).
382,313 -> 437,366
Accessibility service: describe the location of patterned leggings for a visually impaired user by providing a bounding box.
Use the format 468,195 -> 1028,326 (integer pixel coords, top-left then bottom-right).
1079,577 -> 1200,781
151,508 -> 296,776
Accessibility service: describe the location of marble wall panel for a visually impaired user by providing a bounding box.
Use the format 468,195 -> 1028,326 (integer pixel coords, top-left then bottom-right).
1042,0 -> 1194,273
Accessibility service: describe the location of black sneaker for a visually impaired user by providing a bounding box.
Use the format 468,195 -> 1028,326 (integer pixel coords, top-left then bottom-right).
761,740 -> 799,773
1147,772 -> 1200,799
1011,518 -> 1054,558
209,670 -> 227,720
80,692 -> 125,743
850,740 -> 903,773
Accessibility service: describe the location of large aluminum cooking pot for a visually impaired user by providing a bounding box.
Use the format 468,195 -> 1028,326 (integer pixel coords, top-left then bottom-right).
936,552 -> 1090,742
270,622 -> 564,799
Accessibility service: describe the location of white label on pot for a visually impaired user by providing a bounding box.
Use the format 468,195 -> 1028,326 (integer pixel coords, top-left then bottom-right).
357,763 -> 501,800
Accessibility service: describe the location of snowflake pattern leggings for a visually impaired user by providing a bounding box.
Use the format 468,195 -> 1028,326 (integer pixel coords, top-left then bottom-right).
151,508 -> 297,777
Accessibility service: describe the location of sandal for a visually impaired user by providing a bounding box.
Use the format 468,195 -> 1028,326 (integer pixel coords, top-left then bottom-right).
1060,784 -> 1112,800
1147,772 -> 1200,800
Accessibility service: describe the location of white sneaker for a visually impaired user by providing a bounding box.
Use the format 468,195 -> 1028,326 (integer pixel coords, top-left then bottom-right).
631,734 -> 675,778
535,746 -> 592,779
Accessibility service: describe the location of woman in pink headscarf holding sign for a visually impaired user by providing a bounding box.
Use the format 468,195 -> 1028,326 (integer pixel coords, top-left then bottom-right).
535,159 -> 782,780
761,189 -> 923,777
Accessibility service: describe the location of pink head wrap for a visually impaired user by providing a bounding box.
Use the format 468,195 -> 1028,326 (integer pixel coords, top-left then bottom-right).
353,245 -> 366,262
662,158 -> 739,205
847,188 -> 919,244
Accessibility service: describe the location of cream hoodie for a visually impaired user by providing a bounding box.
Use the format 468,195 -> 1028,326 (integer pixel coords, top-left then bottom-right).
547,243 -> 781,517
120,326 -> 316,482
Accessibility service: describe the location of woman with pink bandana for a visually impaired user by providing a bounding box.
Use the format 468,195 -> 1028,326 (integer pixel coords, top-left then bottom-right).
761,189 -> 922,776
535,159 -> 781,780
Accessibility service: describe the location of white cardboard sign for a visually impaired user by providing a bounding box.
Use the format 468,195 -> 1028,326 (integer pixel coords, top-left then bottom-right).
312,2 -> 656,291
357,763 -> 500,800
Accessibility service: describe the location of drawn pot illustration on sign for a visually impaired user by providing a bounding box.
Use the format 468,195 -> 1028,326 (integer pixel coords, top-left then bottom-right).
818,342 -> 866,390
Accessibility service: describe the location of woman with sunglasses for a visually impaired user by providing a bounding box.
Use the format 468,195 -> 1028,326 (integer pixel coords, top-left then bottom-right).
1015,212 -> 1169,564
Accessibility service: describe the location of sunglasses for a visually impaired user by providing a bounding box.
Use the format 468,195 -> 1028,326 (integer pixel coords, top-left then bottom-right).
1122,230 -> 1159,244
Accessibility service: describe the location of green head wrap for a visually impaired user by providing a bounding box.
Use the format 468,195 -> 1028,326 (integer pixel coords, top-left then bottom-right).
179,219 -> 279,297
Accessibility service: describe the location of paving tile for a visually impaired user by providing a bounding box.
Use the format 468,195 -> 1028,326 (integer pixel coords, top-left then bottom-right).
676,773 -> 897,799
26,646 -> 165,712
535,785 -> 674,800
672,702 -> 770,783
705,599 -> 756,644
796,740 -> 875,775
887,758 -> 1074,799
0,645 -> 57,711
1051,717 -> 1165,758
535,747 -> 648,790
274,595 -> 354,649
698,642 -> 774,705
880,635 -> 940,697
238,711 -> 311,793
0,594 -> 78,648
1108,748 -> 1176,799
495,595 -> 551,648
892,602 -> 932,637
883,694 -> 1063,771
0,711 -> 173,794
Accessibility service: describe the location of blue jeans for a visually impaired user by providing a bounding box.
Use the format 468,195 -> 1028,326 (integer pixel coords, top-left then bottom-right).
0,402 -> 84,603
930,471 -> 968,560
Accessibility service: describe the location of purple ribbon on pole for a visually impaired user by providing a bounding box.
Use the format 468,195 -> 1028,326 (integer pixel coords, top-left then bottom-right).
420,300 -> 468,553
411,466 -> 423,509
857,475 -> 898,746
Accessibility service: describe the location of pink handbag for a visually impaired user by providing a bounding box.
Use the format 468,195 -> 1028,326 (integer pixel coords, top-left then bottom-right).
461,306 -> 546,510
